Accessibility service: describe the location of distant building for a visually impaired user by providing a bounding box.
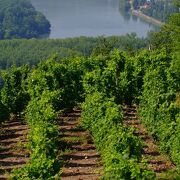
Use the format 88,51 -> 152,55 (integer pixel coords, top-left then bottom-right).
142,3 -> 151,9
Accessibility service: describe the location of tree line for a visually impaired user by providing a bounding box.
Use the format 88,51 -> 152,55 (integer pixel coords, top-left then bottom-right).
0,0 -> 50,39
0,34 -> 147,69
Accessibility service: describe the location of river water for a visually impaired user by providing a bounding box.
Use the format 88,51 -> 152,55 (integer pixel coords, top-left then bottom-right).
31,0 -> 157,38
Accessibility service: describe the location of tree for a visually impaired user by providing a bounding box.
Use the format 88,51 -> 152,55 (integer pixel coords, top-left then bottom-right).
0,0 -> 50,39
1,65 -> 30,114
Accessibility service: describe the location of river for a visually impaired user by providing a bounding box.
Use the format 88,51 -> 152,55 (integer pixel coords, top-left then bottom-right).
31,0 -> 157,38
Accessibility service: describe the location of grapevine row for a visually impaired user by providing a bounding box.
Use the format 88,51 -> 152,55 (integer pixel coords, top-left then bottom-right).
0,47 -> 179,178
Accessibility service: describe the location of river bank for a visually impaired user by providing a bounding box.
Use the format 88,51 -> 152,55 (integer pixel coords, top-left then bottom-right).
131,9 -> 164,26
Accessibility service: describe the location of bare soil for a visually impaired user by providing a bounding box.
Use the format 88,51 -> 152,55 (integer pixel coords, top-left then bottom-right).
59,109 -> 102,180
123,105 -> 177,179
0,118 -> 29,180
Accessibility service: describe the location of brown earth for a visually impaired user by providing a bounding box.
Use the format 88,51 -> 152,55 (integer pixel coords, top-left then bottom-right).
0,117 -> 29,180
0,105 -> 177,180
123,105 -> 177,179
59,109 -> 102,180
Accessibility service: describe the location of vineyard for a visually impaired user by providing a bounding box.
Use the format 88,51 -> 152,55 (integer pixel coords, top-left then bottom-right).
0,44 -> 179,179
0,10 -> 180,180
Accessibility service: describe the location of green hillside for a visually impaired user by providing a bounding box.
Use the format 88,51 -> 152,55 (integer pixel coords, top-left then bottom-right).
0,0 -> 50,39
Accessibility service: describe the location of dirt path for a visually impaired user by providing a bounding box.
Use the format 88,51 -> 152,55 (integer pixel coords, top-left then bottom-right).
59,109 -> 102,180
0,118 -> 29,180
123,105 -> 176,179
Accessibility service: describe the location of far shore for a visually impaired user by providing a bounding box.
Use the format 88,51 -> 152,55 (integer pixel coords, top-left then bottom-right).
131,9 -> 165,26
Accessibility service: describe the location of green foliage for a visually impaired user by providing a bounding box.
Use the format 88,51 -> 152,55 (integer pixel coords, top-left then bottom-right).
119,0 -> 131,13
81,92 -> 155,179
82,32 -> 180,171
131,50 -> 150,101
0,73 -> 10,122
148,11 -> 180,57
27,57 -> 84,110
0,93 -> 9,122
138,12 -> 180,168
139,50 -> 180,167
0,34 -> 147,69
12,92 -> 60,180
1,65 -> 30,114
83,49 -> 135,104
11,56 -> 86,179
0,0 -> 50,39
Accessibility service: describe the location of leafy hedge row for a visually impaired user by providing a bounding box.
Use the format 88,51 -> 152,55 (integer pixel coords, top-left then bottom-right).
83,50 -> 135,104
0,65 -> 30,115
81,92 -> 155,179
0,65 -> 30,123
10,61 -> 61,179
0,93 -> 9,122
12,92 -> 60,179
138,50 -> 180,167
81,51 -> 156,178
1,57 -> 82,178
10,57 -> 84,179
81,45 -> 180,176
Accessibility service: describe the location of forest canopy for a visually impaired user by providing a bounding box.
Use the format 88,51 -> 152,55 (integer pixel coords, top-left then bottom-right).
0,34 -> 147,69
0,0 -> 50,39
